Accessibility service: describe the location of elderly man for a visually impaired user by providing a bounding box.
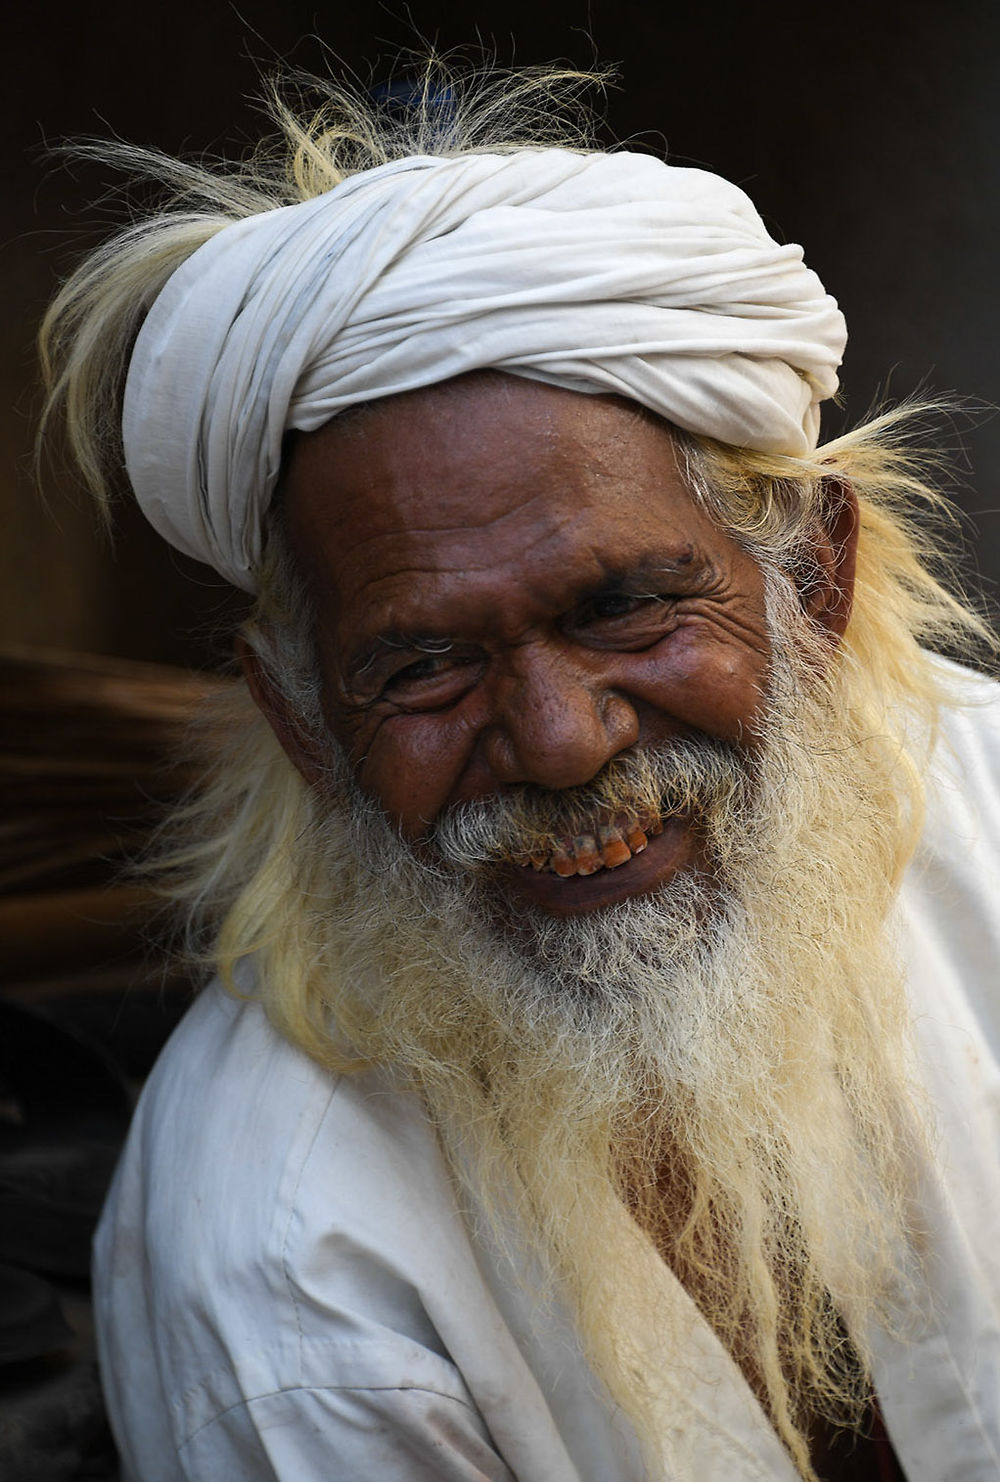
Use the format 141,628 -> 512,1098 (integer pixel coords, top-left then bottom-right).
40,68 -> 1000,1482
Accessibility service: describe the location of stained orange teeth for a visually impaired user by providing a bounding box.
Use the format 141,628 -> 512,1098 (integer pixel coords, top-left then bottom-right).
509,811 -> 669,876
573,834 -> 602,875
625,823 -> 649,854
598,824 -> 632,869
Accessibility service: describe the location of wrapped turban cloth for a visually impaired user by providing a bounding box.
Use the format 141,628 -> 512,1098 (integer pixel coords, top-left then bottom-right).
122,148 -> 847,592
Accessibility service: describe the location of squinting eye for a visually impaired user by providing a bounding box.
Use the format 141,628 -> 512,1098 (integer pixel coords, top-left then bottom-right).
571,591 -> 680,652
591,593 -> 644,619
380,650 -> 483,711
393,656 -> 448,684
585,592 -> 665,622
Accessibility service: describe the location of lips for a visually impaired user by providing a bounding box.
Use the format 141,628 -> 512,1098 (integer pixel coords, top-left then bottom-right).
511,813 -> 666,878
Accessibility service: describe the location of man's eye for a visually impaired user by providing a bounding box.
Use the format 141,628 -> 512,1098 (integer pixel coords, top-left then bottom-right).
393,656 -> 449,684
585,592 -> 666,622
380,651 -> 481,710
572,591 -> 679,651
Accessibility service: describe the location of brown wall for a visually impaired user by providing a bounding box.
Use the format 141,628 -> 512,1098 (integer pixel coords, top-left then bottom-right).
5,0 -> 999,669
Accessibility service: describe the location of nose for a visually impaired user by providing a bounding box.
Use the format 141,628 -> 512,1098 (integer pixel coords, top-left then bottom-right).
481,646 -> 639,790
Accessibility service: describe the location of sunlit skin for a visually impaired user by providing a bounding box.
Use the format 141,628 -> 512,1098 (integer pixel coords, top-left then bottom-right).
248,373 -> 855,916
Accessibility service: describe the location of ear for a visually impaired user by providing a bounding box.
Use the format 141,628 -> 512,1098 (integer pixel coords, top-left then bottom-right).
235,632 -> 330,788
799,477 -> 858,642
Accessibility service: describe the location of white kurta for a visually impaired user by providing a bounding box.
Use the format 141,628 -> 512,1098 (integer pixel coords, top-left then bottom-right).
93,672 -> 1000,1482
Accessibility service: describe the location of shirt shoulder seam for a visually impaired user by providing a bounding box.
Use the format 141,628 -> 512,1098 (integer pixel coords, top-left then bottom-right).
179,1380 -> 485,1446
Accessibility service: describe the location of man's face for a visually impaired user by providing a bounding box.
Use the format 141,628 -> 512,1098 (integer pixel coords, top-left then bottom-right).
281,374 -> 773,916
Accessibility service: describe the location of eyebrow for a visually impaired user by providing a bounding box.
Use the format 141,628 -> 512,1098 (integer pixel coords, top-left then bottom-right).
350,631 -> 456,678
588,551 -> 698,592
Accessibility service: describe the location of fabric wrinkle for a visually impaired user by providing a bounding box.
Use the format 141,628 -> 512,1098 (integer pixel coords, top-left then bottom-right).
121,148 -> 845,591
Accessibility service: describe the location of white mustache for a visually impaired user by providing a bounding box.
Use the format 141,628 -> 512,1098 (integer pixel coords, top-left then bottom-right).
430,736 -> 753,873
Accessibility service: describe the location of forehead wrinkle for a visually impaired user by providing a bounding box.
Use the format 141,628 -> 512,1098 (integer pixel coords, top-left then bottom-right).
356,522 -> 709,596
349,518 -> 604,605
326,500 -> 601,605
342,559 -> 508,620
353,537 -> 712,636
332,487 -> 581,551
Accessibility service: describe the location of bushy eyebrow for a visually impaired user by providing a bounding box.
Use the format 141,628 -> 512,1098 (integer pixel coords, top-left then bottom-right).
352,631 -> 455,677
566,553 -> 704,618
585,551 -> 698,597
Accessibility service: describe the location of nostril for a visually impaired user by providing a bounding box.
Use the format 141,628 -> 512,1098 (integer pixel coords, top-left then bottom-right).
601,692 -> 641,749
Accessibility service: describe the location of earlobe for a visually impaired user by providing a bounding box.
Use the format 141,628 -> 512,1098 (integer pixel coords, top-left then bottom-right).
235,632 -> 330,788
800,477 -> 859,642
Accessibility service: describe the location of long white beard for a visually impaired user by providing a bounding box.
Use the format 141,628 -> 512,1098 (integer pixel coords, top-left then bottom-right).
296,587 -> 924,1480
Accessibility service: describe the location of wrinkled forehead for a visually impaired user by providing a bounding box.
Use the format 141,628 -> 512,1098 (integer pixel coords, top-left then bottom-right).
281,372 -> 682,536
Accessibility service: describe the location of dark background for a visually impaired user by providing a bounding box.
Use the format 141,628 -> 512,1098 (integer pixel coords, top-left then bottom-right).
5,0 -> 1000,669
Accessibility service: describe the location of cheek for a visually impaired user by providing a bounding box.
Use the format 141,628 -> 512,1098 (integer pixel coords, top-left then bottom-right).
343,710 -> 479,840
626,627 -> 771,743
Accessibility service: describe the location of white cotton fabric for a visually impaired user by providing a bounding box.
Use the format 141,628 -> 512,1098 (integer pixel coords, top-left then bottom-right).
93,665 -> 1000,1482
121,148 -> 847,592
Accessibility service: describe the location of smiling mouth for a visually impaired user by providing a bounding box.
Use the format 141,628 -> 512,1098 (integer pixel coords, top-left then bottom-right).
510,813 -> 666,878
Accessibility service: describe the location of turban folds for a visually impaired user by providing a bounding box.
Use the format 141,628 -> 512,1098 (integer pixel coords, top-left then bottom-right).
122,149 -> 846,592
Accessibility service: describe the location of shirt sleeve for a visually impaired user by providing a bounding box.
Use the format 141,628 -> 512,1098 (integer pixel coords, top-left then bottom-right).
176,1381 -> 518,1482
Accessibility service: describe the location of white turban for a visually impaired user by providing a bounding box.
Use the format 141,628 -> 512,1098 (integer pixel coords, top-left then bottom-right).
122,148 -> 846,592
